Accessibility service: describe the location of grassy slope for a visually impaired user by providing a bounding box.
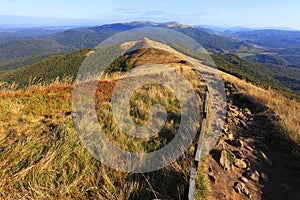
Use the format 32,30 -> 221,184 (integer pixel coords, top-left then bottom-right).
2,67 -> 299,199
0,43 -> 299,198
0,49 -> 92,89
0,50 -> 207,199
0,82 -> 195,199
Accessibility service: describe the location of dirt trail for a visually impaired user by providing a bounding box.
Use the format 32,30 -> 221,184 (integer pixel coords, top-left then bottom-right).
117,39 -> 300,199
207,83 -> 300,200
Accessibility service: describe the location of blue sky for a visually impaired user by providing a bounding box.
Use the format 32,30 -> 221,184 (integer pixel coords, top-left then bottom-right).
0,0 -> 299,29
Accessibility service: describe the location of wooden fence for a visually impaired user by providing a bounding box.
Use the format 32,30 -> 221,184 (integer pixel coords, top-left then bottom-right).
187,88 -> 209,200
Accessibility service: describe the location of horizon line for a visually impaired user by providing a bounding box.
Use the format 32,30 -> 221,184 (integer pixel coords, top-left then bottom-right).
0,15 -> 299,31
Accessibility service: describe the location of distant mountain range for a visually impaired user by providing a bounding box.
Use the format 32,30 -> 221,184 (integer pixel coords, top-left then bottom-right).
231,29 -> 300,48
198,25 -> 299,33
0,21 -> 253,63
0,20 -> 300,96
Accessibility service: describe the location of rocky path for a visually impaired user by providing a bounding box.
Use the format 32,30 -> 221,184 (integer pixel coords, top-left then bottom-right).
207,83 -> 300,200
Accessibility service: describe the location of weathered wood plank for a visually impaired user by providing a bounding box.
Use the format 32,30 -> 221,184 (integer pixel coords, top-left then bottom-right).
195,118 -> 207,162
187,89 -> 210,200
188,168 -> 197,200
204,91 -> 209,118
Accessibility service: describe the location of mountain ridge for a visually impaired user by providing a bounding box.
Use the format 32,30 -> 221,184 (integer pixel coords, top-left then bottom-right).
0,21 -> 253,63
0,38 -> 300,199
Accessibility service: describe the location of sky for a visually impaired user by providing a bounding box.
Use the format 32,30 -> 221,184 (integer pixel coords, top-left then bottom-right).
0,0 -> 299,29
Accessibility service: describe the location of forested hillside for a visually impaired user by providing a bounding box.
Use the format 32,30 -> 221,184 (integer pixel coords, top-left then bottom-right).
0,49 -> 91,89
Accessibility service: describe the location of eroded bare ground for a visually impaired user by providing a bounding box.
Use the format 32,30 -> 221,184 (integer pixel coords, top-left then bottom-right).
207,83 -> 300,200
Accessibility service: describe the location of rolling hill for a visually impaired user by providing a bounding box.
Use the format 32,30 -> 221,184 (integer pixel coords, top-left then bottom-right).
0,28 -> 68,43
212,54 -> 300,98
233,29 -> 300,48
227,29 -> 300,68
0,38 -> 299,199
0,38 -> 74,63
1,43 -> 299,100
0,49 -> 91,89
0,54 -> 52,71
0,21 -> 254,65
1,21 -> 300,98
0,38 -> 207,199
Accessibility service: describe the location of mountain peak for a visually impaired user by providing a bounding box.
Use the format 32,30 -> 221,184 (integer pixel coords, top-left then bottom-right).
120,37 -> 174,53
123,21 -> 159,26
117,37 -> 193,68
122,21 -> 193,29
163,21 -> 193,28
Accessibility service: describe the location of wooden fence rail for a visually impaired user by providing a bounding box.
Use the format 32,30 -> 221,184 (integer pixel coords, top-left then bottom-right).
187,88 -> 209,200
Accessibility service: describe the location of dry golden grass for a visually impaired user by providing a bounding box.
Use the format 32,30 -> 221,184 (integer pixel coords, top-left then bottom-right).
0,64 -> 207,199
0,82 -> 189,199
222,73 -> 300,141
2,64 -> 299,199
0,76 -> 73,96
